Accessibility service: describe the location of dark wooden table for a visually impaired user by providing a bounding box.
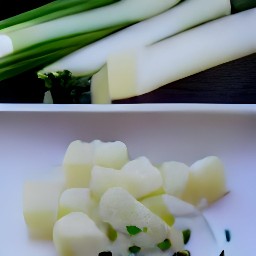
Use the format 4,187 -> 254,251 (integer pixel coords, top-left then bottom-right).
0,1 -> 255,104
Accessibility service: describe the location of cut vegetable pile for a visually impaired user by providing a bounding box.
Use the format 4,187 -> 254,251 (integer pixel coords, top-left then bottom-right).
23,139 -> 228,256
0,0 -> 255,103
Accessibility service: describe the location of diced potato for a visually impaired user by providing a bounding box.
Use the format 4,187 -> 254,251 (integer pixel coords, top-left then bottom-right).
162,194 -> 199,217
90,156 -> 163,200
168,227 -> 185,252
53,212 -> 110,256
99,187 -> 169,248
121,156 -> 163,199
89,165 -> 123,200
23,180 -> 65,239
57,188 -> 97,219
159,161 -> 189,198
63,140 -> 129,188
142,194 -> 200,226
110,232 -> 133,255
181,156 -> 227,206
63,140 -> 94,188
141,194 -> 199,251
93,140 -> 129,169
57,187 -> 110,234
140,195 -> 175,226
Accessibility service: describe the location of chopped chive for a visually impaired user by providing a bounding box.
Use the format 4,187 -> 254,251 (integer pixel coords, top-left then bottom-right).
107,225 -> 118,241
182,229 -> 191,245
142,227 -> 148,233
128,246 -> 141,254
220,250 -> 225,256
225,229 -> 231,242
173,250 -> 191,256
98,251 -> 112,256
157,238 -> 171,251
126,226 -> 142,236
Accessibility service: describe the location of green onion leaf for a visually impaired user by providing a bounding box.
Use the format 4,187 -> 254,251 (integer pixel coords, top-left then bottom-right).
157,238 -> 171,251
0,0 -> 121,33
126,226 -> 142,236
182,229 -> 191,244
128,246 -> 141,254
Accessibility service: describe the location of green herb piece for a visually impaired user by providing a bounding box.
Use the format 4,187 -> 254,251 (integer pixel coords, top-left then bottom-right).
173,250 -> 191,256
142,227 -> 148,233
220,250 -> 225,256
126,226 -> 142,236
225,229 -> 231,242
157,238 -> 171,251
182,229 -> 191,244
128,246 -> 141,254
106,225 -> 118,242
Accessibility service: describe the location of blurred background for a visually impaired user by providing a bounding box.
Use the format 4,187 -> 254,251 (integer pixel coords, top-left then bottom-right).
0,1 -> 255,104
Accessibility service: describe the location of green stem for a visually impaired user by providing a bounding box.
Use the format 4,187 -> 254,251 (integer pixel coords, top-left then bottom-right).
0,25 -> 124,81
0,0 -> 120,33
230,0 -> 256,12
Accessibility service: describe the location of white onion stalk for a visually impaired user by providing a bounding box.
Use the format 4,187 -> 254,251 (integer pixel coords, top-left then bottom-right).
91,8 -> 256,103
40,0 -> 231,76
0,0 -> 180,58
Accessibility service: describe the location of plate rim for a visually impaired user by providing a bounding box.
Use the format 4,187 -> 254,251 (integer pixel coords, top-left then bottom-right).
0,103 -> 255,114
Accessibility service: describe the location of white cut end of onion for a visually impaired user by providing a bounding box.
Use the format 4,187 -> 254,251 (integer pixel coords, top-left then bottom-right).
0,35 -> 13,57
43,90 -> 53,104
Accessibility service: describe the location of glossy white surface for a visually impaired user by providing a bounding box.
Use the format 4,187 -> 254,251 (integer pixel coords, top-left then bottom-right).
0,104 -> 255,256
0,35 -> 13,57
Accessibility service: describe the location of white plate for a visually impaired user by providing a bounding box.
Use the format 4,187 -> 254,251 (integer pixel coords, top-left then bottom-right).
0,103 -> 255,256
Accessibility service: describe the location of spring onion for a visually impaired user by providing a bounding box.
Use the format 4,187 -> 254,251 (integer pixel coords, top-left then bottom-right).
0,25 -> 124,81
39,0 -> 231,77
0,0 -> 181,58
0,0 -> 120,33
91,7 -> 256,103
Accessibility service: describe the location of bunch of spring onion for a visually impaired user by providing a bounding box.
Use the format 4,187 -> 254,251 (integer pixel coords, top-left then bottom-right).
91,7 -> 256,103
0,0 -> 181,81
38,0 -> 256,104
